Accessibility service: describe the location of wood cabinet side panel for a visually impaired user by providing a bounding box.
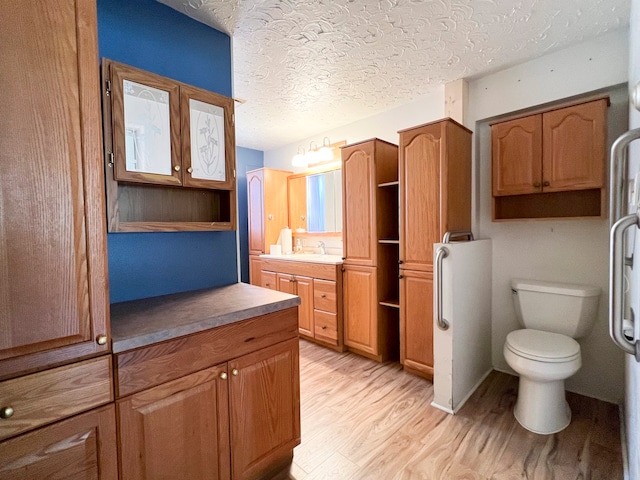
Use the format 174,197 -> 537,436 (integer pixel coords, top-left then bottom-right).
0,404 -> 118,480
442,121 -> 472,237
114,307 -> 298,397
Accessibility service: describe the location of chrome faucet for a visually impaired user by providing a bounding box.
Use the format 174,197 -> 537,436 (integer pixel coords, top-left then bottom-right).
318,241 -> 326,255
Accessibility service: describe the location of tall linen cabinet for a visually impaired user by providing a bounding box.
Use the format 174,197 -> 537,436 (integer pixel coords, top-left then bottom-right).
342,139 -> 400,362
398,119 -> 472,379
0,1 -> 116,478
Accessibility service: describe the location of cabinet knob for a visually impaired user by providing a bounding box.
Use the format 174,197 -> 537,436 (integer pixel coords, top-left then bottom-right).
0,407 -> 14,419
398,260 -> 404,264
321,326 -> 327,330
232,368 -> 239,376
174,165 -> 181,172
96,335 -> 108,345
321,294 -> 327,298
398,274 -> 404,279
533,181 -> 541,188
543,180 -> 550,187
268,214 -> 274,221
187,167 -> 193,174
220,372 -> 228,380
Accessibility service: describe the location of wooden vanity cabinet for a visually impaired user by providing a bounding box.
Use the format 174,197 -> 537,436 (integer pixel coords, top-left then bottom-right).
114,308 -> 300,480
261,258 -> 344,351
491,96 -> 608,220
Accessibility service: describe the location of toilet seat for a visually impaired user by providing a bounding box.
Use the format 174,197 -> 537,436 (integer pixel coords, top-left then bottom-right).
505,329 -> 580,363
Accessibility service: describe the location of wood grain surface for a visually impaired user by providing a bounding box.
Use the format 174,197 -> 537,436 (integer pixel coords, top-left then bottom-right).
285,340 -> 623,480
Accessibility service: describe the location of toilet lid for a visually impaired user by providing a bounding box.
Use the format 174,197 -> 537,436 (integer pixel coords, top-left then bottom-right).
506,329 -> 580,362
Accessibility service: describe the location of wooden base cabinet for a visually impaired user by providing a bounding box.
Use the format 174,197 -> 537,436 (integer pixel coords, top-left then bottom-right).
0,404 -> 118,480
117,339 -> 299,480
399,270 -> 434,379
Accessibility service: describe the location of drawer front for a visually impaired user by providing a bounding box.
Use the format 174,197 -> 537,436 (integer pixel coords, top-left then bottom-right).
314,310 -> 338,344
261,270 -> 277,290
313,279 -> 337,313
0,356 -> 113,441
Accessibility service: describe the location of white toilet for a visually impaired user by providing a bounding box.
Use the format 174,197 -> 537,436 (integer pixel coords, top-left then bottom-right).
503,279 -> 601,434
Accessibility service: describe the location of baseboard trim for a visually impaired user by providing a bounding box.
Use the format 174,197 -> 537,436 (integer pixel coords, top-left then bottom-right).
431,367 -> 494,415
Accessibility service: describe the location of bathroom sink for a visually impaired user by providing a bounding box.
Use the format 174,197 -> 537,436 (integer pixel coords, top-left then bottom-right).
260,253 -> 344,264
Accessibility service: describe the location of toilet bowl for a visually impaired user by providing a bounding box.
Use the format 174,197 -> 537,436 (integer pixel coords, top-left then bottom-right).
504,279 -> 600,435
504,329 -> 581,434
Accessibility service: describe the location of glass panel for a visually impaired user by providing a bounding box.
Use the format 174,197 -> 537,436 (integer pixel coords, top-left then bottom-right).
189,99 -> 226,182
123,80 -> 171,175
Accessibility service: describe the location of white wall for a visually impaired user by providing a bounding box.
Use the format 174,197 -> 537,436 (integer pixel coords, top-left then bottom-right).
263,87 -> 445,171
468,29 -> 629,403
626,0 -> 640,477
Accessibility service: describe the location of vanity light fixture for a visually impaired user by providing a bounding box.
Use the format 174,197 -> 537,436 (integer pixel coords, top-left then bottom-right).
316,137 -> 334,162
291,146 -> 307,167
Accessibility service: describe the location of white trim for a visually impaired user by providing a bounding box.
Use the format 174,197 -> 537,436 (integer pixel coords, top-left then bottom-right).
431,368 -> 494,415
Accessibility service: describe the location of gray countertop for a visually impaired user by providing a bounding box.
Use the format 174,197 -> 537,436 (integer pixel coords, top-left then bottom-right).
110,282 -> 300,353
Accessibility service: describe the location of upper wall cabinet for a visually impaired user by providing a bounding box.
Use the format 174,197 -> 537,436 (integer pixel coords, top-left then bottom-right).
102,59 -> 236,232
491,96 -> 608,221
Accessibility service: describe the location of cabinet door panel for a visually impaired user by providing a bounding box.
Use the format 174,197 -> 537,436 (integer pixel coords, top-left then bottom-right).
400,270 -> 434,378
491,115 -> 542,196
117,365 -> 230,480
399,125 -> 441,271
343,265 -> 377,354
249,255 -> 263,286
247,171 -> 266,255
294,275 -> 314,338
0,0 -> 109,378
542,99 -> 606,192
342,146 -> 375,265
229,338 -> 300,480
0,404 -> 117,480
261,270 -> 277,290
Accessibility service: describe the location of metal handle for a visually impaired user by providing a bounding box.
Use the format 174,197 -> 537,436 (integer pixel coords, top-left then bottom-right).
232,368 -> 239,376
435,246 -> 450,331
187,167 -> 193,174
533,181 -> 541,188
96,334 -> 108,345
442,231 -> 474,243
609,128 -> 640,226
220,372 -> 228,380
609,213 -> 639,359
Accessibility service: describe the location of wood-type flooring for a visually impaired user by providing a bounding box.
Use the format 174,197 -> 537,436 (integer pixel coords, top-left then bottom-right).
285,339 -> 623,480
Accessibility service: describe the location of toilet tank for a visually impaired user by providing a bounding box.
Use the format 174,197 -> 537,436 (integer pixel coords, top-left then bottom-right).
511,279 -> 601,338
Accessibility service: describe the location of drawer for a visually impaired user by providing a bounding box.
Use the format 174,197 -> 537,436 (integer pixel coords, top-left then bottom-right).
314,310 -> 338,344
261,270 -> 277,290
0,356 -> 113,441
313,279 -> 337,313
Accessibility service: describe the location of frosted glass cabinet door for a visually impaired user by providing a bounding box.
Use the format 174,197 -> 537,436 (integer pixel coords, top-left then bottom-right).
106,60 -> 181,186
180,84 -> 235,190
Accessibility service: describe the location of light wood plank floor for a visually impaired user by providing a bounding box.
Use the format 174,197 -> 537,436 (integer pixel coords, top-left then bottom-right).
286,339 -> 623,480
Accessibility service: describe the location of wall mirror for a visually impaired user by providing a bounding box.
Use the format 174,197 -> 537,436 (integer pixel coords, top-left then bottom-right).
288,167 -> 342,233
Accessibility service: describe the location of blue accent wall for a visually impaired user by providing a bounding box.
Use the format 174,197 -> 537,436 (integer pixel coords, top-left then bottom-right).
97,0 -> 237,303
236,148 -> 264,283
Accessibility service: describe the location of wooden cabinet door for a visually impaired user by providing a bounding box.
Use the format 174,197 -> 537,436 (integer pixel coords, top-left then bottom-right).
542,99 -> 606,192
260,270 -> 277,290
343,265 -> 378,355
276,273 -> 296,295
288,175 -> 308,232
0,0 -> 109,379
249,255 -> 263,286
294,275 -> 314,338
247,170 -> 266,255
0,404 -> 117,480
399,123 -> 442,272
229,338 -> 300,480
117,365 -> 230,480
400,269 -> 434,379
342,144 -> 376,266
491,114 -> 542,196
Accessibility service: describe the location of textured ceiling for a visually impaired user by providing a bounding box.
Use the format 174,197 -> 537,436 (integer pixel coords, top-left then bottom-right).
158,0 -> 629,151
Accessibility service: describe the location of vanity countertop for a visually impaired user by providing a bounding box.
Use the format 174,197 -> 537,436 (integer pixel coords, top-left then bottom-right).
110,282 -> 300,353
260,253 -> 344,264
